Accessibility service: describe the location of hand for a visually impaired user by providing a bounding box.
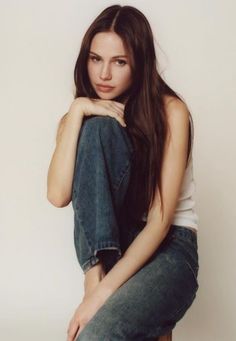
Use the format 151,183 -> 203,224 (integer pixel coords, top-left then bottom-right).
66,287 -> 111,341
69,97 -> 127,127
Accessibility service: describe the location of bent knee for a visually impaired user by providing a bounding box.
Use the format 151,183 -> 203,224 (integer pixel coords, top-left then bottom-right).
83,115 -> 118,128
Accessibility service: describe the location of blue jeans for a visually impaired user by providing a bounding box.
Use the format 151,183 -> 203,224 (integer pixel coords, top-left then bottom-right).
72,116 -> 199,340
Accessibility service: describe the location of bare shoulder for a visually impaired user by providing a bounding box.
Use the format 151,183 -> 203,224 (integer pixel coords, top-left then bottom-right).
163,95 -> 189,124
163,95 -> 190,141
163,95 -> 188,114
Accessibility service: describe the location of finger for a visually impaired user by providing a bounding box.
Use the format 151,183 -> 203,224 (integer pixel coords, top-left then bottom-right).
110,111 -> 127,127
115,110 -> 124,118
96,104 -> 126,126
107,105 -> 124,117
111,102 -> 125,113
67,319 -> 73,335
67,319 -> 80,341
111,100 -> 125,109
102,99 -> 124,108
75,325 -> 85,338
105,100 -> 124,111
105,103 -> 124,118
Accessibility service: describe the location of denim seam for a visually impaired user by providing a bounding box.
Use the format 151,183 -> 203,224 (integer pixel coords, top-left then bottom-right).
78,206 -> 122,272
169,232 -> 199,278
81,244 -> 122,274
74,211 -> 96,273
76,210 -> 95,260
113,159 -> 132,192
76,204 -> 122,253
74,212 -> 93,257
185,259 -> 199,284
82,258 -> 99,274
94,245 -> 122,261
94,240 -> 122,251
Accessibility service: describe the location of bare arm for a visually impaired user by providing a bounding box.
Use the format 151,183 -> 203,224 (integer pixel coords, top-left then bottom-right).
47,97 -> 126,208
47,101 -> 84,207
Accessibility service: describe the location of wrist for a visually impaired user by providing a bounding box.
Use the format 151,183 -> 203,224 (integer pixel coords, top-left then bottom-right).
68,100 -> 85,119
94,282 -> 114,304
84,261 -> 106,282
68,107 -> 84,119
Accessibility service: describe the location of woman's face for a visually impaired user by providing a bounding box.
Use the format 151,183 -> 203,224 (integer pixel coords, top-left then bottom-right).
87,32 -> 133,101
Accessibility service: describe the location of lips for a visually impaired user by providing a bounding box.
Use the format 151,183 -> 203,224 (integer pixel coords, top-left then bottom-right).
96,84 -> 115,92
96,84 -> 114,89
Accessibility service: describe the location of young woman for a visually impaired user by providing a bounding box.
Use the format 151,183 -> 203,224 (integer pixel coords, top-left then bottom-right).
47,5 -> 199,341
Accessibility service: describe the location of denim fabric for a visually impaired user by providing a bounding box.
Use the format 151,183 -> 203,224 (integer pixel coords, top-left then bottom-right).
72,115 -> 135,274
71,116 -> 199,340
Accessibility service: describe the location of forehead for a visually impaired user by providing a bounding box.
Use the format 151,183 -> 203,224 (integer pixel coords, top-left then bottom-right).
90,32 -> 128,56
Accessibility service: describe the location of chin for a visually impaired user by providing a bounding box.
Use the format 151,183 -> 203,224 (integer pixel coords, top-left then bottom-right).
97,92 -> 121,100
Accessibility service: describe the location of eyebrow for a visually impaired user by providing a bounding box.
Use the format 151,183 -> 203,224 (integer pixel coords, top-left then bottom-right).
89,51 -> 128,58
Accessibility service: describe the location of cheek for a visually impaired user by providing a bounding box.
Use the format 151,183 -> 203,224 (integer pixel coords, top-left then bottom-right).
117,69 -> 132,86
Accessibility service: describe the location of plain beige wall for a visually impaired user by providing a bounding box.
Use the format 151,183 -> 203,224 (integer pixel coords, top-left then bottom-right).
1,1 -> 235,340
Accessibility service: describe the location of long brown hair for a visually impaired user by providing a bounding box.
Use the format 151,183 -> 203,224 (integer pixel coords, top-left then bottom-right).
62,5 -> 194,222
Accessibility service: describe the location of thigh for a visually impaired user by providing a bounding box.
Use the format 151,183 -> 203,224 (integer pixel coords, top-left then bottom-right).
77,227 -> 199,340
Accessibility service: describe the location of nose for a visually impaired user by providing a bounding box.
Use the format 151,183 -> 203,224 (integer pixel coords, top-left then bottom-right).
99,62 -> 112,80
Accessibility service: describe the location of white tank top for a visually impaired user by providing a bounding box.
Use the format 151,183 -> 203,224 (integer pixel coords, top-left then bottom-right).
141,114 -> 199,232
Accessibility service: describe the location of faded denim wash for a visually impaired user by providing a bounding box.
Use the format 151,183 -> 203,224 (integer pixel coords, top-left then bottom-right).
71,115 -> 199,340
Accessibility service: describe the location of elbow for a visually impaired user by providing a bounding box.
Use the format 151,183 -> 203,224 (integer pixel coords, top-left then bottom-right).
47,190 -> 71,208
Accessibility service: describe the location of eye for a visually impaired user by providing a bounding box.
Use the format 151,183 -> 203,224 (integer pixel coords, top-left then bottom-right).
90,56 -> 100,62
89,56 -> 127,66
116,59 -> 127,66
